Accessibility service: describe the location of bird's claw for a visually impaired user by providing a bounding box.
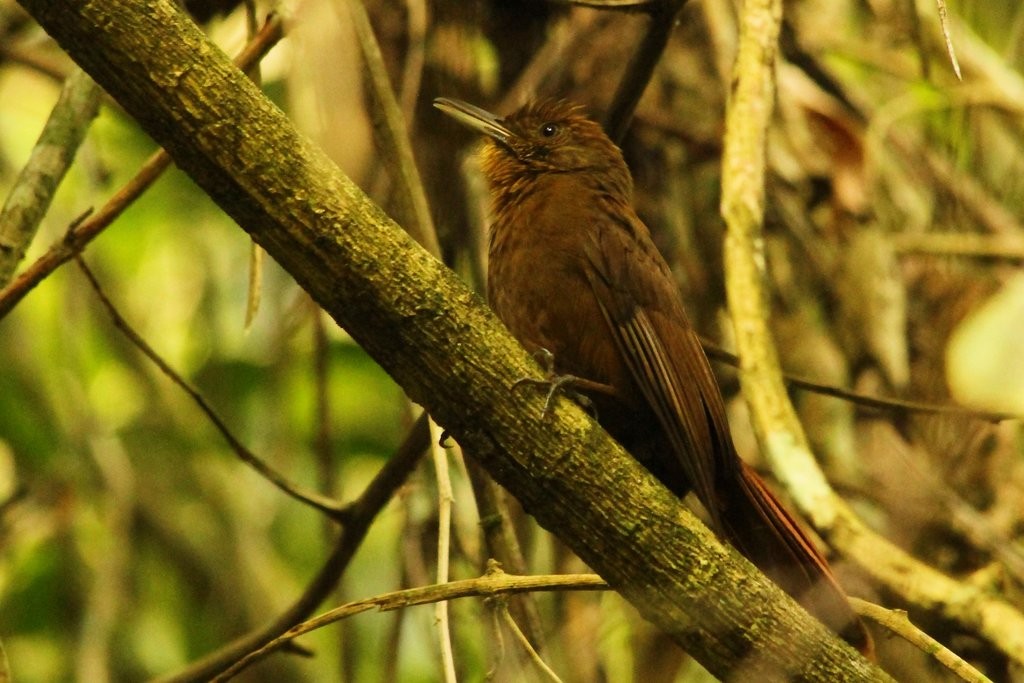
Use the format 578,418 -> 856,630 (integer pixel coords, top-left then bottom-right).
511,375 -> 573,418
529,347 -> 556,373
512,348 -> 597,419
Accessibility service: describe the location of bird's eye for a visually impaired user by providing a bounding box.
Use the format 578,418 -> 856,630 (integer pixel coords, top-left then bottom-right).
539,122 -> 559,138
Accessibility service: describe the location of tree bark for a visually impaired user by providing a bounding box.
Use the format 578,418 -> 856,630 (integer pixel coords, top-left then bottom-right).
16,0 -> 888,679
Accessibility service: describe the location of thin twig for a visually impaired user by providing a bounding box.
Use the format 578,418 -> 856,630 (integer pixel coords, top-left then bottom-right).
851,598 -> 990,683
934,0 -> 963,80
213,569 -> 608,681
0,150 -> 171,321
398,0 -> 428,129
0,13 -> 285,321
343,0 -> 441,257
428,417 -> 458,683
242,0 -> 264,329
464,458 -> 547,649
894,232 -> 1024,261
701,339 -> 1017,422
158,414 -> 432,683
311,303 -> 336,502
552,0 -> 657,9
603,0 -> 688,143
498,604 -> 563,682
75,257 -> 349,518
0,67 -> 100,285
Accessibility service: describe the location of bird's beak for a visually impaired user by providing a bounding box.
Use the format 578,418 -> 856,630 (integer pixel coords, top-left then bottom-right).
433,97 -> 515,146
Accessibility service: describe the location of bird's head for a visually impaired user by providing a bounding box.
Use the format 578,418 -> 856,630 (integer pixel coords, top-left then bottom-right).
434,97 -> 632,199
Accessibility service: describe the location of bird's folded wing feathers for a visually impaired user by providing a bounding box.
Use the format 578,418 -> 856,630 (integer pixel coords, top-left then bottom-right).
581,210 -> 732,530
581,208 -> 865,644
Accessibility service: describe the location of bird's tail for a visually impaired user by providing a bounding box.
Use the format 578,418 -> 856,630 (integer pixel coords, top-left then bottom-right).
720,461 -> 873,656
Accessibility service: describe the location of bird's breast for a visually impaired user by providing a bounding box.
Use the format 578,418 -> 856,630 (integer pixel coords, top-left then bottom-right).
487,213 -> 598,371
486,190 -> 652,426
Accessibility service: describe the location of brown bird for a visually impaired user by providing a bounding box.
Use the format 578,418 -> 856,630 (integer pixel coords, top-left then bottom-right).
434,97 -> 871,653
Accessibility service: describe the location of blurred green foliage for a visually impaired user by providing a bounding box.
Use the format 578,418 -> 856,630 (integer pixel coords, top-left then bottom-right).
0,56 -> 426,681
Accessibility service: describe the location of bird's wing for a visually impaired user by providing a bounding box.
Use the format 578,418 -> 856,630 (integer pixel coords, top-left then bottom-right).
581,206 -> 734,529
581,207 -> 870,651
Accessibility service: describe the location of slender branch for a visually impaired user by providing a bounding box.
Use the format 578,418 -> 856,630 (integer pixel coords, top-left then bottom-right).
214,568 -> 609,680
498,602 -> 563,682
345,0 -> 440,257
552,0 -> 658,10
0,12 -> 285,321
428,418 -> 458,683
702,339 -> 1018,422
158,414 -> 431,682
933,0 -> 962,80
914,0 -> 1024,101
76,256 -> 349,517
894,232 -> 1024,261
0,67 -> 100,286
0,150 -> 171,321
603,0 -> 688,143
851,599 -> 990,683
398,0 -> 428,128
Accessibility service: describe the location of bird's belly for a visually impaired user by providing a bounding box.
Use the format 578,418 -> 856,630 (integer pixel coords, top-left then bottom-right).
488,248 -> 675,482
489,249 -> 613,381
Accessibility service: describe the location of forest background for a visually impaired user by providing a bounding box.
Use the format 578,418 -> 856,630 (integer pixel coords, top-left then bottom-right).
1,0 -> 1023,681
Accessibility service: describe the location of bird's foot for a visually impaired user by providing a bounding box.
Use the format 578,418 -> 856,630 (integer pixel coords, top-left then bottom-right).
512,348 -> 602,419
514,374 -> 595,418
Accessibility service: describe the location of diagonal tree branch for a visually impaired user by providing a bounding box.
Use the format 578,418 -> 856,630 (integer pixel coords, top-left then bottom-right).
17,0 -> 887,679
